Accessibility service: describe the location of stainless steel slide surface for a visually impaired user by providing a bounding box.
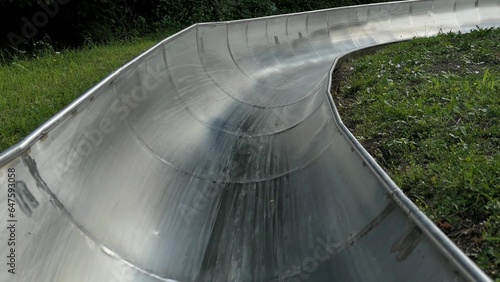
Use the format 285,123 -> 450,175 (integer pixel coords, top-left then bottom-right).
1,0 -> 499,281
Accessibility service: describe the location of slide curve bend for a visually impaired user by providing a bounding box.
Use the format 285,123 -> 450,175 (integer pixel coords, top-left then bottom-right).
1,0 -> 499,281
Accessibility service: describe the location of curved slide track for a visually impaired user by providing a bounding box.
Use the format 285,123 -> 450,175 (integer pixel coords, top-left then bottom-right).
1,0 -> 499,281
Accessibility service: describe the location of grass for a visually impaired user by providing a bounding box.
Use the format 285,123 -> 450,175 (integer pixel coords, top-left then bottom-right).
332,27 -> 500,279
0,36 -> 165,152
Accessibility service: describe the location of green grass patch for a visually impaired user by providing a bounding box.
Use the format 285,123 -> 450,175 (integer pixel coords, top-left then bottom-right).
0,38 -> 160,152
332,27 -> 500,279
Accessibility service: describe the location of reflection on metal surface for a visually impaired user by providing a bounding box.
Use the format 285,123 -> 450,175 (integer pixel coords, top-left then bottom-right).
0,0 -> 499,281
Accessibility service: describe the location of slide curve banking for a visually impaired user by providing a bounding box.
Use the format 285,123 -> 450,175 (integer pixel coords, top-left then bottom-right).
1,0 -> 499,281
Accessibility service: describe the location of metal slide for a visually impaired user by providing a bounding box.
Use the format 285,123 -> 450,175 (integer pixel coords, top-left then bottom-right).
1,0 -> 499,281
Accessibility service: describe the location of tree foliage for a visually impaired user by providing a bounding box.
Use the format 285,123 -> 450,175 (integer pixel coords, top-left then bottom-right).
0,0 -> 392,51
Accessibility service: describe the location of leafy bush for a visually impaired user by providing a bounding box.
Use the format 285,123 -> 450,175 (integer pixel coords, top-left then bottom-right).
0,0 -> 393,54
